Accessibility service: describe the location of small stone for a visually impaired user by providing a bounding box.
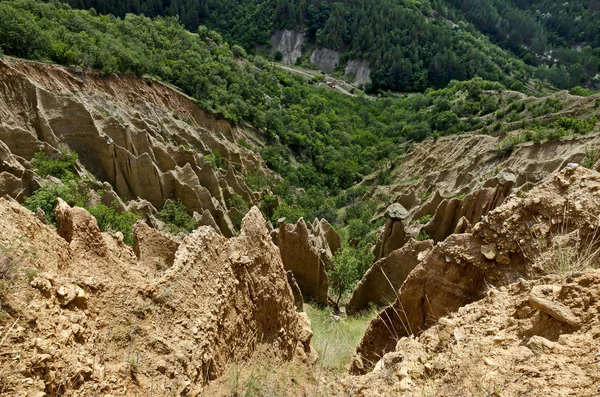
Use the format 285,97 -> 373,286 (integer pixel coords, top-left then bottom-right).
484,357 -> 498,367
496,255 -> 511,265
481,244 -> 498,260
398,377 -> 412,391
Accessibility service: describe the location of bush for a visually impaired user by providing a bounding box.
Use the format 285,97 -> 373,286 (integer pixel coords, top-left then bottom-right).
156,199 -> 195,234
31,149 -> 78,181
88,203 -> 140,246
418,214 -> 432,224
204,151 -> 227,170
329,249 -> 360,306
227,193 -> 249,231
24,181 -> 89,224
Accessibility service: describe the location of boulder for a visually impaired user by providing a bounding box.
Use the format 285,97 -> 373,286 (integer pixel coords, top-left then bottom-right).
55,198 -> 108,257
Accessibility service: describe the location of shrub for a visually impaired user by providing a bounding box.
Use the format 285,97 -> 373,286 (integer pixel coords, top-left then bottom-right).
274,50 -> 283,62
88,203 -> 140,246
31,149 -> 78,181
416,229 -> 431,241
418,214 -> 432,224
329,249 -> 360,307
24,181 -> 89,224
204,151 -> 227,170
227,193 -> 249,231
582,147 -> 600,169
347,219 -> 371,242
156,199 -> 195,234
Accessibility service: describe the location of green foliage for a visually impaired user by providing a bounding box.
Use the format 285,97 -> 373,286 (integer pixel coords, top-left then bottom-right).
582,147 -> 600,169
204,151 -> 227,170
156,199 -> 195,234
24,181 -> 88,225
416,229 -> 431,241
88,203 -> 140,246
569,86 -> 595,97
417,214 -> 432,224
245,170 -> 272,191
329,248 -> 360,306
305,304 -> 377,372
31,149 -> 78,181
227,193 -> 249,231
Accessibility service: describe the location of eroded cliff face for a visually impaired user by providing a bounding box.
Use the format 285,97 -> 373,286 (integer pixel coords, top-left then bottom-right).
0,200 -> 314,395
351,165 -> 600,374
0,58 -> 269,236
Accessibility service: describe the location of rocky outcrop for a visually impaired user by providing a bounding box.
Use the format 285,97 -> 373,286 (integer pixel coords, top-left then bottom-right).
310,48 -> 340,72
55,198 -> 108,258
345,59 -> 371,85
0,58 -> 269,238
0,201 -> 315,395
133,221 -> 179,272
287,270 -> 304,311
422,179 -> 514,242
150,207 -> 315,381
346,239 -> 434,315
373,204 -> 410,261
277,217 -> 342,304
351,166 -> 600,374
270,30 -> 305,65
349,270 -> 600,396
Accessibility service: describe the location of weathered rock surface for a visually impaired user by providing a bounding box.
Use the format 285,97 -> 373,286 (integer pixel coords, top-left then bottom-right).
277,217 -> 342,304
347,270 -> 600,396
0,58 -> 269,237
55,198 -> 108,258
270,30 -> 305,65
0,201 -> 315,395
310,48 -> 340,72
346,239 -> 434,315
423,181 -> 514,242
372,205 -> 410,261
351,166 -> 600,374
345,59 -> 371,84
133,220 -> 180,272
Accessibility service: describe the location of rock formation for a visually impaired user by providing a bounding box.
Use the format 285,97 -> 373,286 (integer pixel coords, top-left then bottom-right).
310,48 -> 340,73
422,179 -> 514,242
345,59 -> 371,85
346,239 -> 434,315
270,30 -> 305,65
372,203 -> 410,261
0,201 -> 315,395
347,269 -> 600,396
133,220 -> 180,272
276,217 -> 342,305
0,58 -> 269,237
351,165 -> 600,374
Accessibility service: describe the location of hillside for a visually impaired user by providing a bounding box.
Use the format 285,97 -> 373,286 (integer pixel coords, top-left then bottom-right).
2,0 -> 600,396
49,0 -> 600,91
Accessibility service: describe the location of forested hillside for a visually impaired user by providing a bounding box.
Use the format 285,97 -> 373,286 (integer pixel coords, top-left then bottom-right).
50,0 -> 600,92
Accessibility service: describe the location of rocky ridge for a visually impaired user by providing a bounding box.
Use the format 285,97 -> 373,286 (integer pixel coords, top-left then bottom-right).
0,58 -> 268,237
0,199 -> 313,395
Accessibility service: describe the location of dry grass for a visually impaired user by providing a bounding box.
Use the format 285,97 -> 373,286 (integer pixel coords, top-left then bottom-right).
522,214 -> 600,277
305,304 -> 377,373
